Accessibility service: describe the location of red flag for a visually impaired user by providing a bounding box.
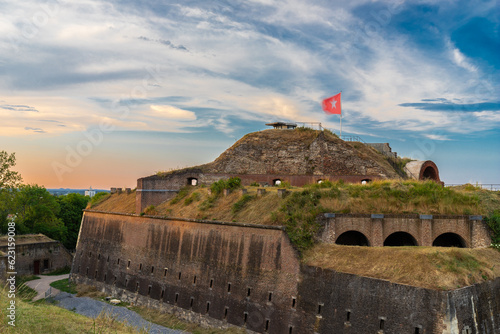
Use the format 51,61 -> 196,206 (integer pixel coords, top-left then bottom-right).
322,92 -> 341,114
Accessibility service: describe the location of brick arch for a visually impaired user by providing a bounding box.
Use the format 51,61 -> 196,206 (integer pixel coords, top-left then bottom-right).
335,230 -> 370,246
333,217 -> 374,246
431,217 -> 471,248
433,232 -> 466,247
381,217 -> 421,246
405,160 -> 441,183
383,232 -> 418,246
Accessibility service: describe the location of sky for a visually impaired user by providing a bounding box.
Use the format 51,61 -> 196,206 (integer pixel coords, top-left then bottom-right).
0,0 -> 499,189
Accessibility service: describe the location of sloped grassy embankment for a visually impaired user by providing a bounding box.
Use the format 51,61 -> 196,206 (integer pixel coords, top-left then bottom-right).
90,180 -> 500,290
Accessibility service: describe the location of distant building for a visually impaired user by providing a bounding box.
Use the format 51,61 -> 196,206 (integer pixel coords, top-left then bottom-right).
85,186 -> 96,198
0,234 -> 73,277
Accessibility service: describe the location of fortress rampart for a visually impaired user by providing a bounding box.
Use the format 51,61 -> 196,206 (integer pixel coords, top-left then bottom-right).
71,211 -> 499,333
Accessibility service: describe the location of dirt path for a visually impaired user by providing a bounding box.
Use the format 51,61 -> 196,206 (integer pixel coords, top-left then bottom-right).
25,274 -> 69,301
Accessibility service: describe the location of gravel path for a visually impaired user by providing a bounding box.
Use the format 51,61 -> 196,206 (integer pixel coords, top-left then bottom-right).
52,292 -> 187,334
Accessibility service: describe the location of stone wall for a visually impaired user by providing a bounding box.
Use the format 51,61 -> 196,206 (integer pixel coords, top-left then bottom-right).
298,265 -> 500,334
318,213 -> 491,248
0,241 -> 73,276
71,211 -> 302,333
136,172 -> 381,213
71,211 -> 499,334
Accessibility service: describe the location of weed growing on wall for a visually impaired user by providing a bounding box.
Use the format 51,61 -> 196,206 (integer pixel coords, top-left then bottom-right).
486,212 -> 500,251
274,189 -> 327,254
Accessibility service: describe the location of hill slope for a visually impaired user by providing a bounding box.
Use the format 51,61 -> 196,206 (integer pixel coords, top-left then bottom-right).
157,129 -> 403,179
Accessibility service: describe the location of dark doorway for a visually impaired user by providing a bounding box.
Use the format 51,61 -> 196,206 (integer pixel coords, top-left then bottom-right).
384,232 -> 418,246
187,178 -> 198,186
422,166 -> 438,181
335,231 -> 370,246
43,259 -> 49,271
34,260 -> 40,275
433,233 -> 466,247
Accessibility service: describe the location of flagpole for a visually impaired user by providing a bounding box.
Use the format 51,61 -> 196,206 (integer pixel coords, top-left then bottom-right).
340,90 -> 342,139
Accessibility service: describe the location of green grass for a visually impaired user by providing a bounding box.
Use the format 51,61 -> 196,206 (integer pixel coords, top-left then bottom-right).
129,306 -> 244,334
0,288 -> 144,333
169,187 -> 189,204
184,191 -> 201,206
50,278 -> 78,294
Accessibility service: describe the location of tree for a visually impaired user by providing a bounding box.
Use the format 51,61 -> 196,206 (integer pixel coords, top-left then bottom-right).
0,150 -> 22,233
12,184 -> 67,243
56,193 -> 89,250
0,150 -> 22,189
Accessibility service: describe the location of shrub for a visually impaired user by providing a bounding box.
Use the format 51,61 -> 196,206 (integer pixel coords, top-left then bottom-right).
232,194 -> 255,214
275,189 -> 326,254
486,212 -> 500,248
210,177 -> 241,197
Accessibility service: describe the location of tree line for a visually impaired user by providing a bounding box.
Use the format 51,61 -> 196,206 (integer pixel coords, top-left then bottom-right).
0,150 -> 88,251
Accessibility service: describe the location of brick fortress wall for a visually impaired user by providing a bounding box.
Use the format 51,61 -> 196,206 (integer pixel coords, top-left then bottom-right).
71,211 -> 498,333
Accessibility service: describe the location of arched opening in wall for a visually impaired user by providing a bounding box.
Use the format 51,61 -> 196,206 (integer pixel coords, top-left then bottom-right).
187,177 -> 198,186
432,233 -> 466,248
335,231 -> 370,246
384,232 -> 418,246
273,179 -> 282,186
422,166 -> 438,181
317,179 -> 324,184
361,179 -> 371,185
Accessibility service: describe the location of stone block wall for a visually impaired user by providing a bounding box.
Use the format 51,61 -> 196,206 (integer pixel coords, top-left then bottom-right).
0,241 -> 72,275
298,265 -> 500,334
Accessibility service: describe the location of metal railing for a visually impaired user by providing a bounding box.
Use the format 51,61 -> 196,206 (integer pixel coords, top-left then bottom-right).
341,135 -> 366,143
445,184 -> 500,191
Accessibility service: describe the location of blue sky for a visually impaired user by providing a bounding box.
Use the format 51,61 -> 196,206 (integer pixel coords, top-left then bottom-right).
0,0 -> 499,188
